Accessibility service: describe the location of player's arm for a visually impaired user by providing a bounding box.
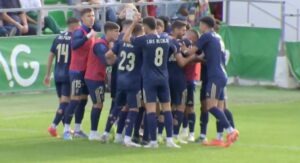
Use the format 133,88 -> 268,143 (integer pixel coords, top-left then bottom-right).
123,13 -> 141,43
94,43 -> 109,65
72,29 -> 96,50
44,52 -> 55,87
105,50 -> 117,65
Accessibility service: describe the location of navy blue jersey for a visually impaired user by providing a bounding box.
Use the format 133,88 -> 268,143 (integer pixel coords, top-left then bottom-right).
50,32 -> 72,82
168,38 -> 185,81
113,35 -> 143,90
196,32 -> 227,81
131,34 -> 171,81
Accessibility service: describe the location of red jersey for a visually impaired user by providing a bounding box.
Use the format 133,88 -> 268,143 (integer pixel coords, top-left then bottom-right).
69,27 -> 94,72
84,38 -> 108,81
185,63 -> 200,81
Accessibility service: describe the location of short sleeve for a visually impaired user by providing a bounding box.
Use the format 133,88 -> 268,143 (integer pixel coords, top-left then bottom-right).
50,37 -> 58,54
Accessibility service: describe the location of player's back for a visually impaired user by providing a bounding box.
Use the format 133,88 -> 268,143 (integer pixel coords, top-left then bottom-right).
133,33 -> 170,83
116,39 -> 143,90
51,32 -> 72,82
199,32 -> 227,81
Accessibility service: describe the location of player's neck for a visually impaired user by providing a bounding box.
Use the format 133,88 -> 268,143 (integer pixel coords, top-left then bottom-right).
147,30 -> 157,35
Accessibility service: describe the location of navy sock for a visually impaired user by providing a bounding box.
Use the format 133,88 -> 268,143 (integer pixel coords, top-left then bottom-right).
173,110 -> 184,135
163,111 -> 173,138
147,112 -> 157,141
200,111 -> 209,135
216,120 -> 224,133
91,107 -> 102,131
157,111 -> 164,135
109,100 -> 115,114
53,102 -> 68,126
142,112 -> 149,141
64,100 -> 80,124
125,110 -> 138,137
224,108 -> 235,128
188,112 -> 196,133
104,105 -> 120,133
133,107 -> 145,137
182,115 -> 188,128
209,107 -> 230,129
75,99 -> 87,124
117,110 -> 128,134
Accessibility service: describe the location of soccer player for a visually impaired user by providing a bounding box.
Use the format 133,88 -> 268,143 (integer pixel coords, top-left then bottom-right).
124,15 -> 180,148
180,29 -> 200,142
44,18 -> 80,138
85,22 -> 120,141
63,8 -> 97,140
181,16 -> 239,147
207,20 -> 236,147
167,20 -> 189,144
100,20 -> 134,143
105,23 -> 144,147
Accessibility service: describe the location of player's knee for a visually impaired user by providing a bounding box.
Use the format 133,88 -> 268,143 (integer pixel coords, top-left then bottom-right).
121,106 -> 129,112
57,109 -> 63,114
158,115 -> 164,122
93,103 -> 103,109
60,96 -> 70,103
71,95 -> 81,101
80,95 -> 88,100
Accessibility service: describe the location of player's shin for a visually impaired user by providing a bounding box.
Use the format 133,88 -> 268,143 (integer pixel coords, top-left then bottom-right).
124,108 -> 139,143
52,102 -> 68,128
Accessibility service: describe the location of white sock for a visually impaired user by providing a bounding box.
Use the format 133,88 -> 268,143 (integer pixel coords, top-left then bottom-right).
226,127 -> 234,134
103,131 -> 109,136
150,140 -> 157,144
74,123 -> 81,132
90,130 -> 97,135
158,134 -> 163,137
115,133 -> 122,139
189,132 -> 194,137
166,137 -> 173,143
124,136 -> 131,143
182,128 -> 188,133
200,134 -> 206,139
64,124 -> 70,133
51,123 -> 57,129
217,132 -> 223,140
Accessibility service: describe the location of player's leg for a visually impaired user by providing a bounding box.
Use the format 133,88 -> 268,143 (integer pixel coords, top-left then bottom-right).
123,90 -> 142,147
142,82 -> 160,148
48,82 -> 70,137
73,82 -> 89,138
132,105 -> 145,143
85,79 -> 105,141
158,82 -> 181,148
206,82 -> 238,147
114,90 -> 128,144
186,81 -> 196,141
197,82 -> 209,144
173,90 -> 188,144
63,72 -> 83,140
223,88 -> 235,128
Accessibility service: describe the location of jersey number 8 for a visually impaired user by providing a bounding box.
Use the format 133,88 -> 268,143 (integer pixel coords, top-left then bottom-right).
154,47 -> 163,67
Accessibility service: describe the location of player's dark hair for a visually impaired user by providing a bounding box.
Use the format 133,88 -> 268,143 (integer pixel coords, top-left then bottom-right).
121,19 -> 133,28
171,20 -> 187,30
104,21 -> 120,33
67,17 -> 80,25
80,8 -> 93,16
200,16 -> 215,28
156,18 -> 165,29
157,16 -> 170,32
132,23 -> 143,36
142,16 -> 156,30
188,29 -> 200,39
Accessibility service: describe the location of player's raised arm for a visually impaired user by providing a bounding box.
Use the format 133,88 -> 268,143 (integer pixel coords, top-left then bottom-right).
123,12 -> 141,43
43,52 -> 55,87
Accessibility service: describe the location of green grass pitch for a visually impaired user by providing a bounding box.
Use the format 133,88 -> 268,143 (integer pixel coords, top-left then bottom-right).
0,86 -> 299,163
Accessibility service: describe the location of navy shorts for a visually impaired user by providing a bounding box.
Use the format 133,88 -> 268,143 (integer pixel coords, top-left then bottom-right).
116,88 -> 142,108
169,78 -> 187,105
69,71 -> 89,96
205,79 -> 226,100
186,80 -> 196,107
85,79 -> 105,104
143,79 -> 170,103
55,81 -> 71,98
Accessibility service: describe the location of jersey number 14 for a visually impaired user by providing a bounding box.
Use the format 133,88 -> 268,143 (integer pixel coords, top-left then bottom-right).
56,43 -> 69,63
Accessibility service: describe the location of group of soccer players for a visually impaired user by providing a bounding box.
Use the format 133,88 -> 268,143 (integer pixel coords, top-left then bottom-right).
44,7 -> 239,148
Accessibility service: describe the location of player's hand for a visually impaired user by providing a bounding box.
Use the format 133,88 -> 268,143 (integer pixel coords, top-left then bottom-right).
133,12 -> 141,23
43,75 -> 51,87
87,29 -> 97,39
